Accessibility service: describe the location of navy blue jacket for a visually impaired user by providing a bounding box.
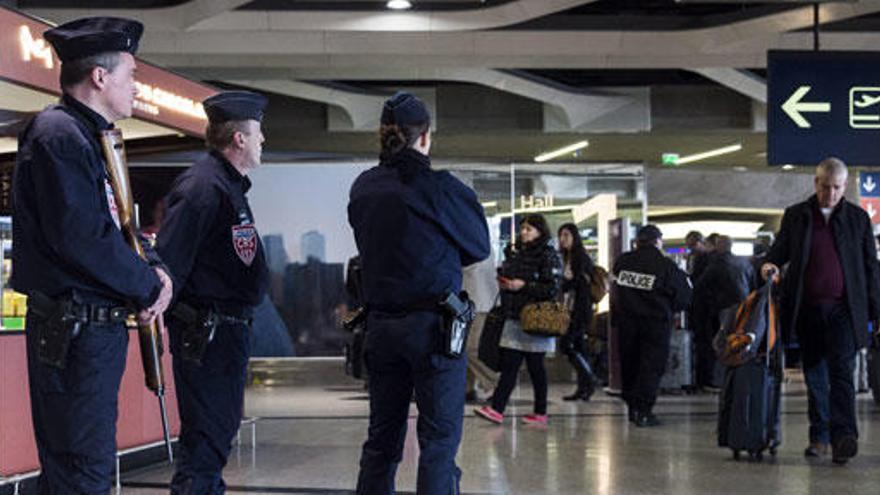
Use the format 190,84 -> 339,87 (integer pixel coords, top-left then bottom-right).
348,149 -> 490,308
157,150 -> 268,310
12,95 -> 161,308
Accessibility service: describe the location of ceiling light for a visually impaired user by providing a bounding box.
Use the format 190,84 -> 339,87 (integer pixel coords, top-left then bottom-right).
674,143 -> 743,165
534,140 -> 589,163
386,0 -> 413,10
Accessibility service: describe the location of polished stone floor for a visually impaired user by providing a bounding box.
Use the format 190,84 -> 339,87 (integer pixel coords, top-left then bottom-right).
120,377 -> 880,495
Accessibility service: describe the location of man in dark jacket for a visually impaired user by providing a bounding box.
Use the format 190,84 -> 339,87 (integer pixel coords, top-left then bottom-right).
693,235 -> 753,389
612,225 -> 692,427
763,157 -> 880,465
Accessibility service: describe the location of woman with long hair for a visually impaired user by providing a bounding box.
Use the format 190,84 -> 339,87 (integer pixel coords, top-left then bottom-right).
557,223 -> 600,401
475,214 -> 561,426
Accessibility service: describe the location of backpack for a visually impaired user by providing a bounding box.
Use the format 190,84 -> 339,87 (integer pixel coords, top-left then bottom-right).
589,265 -> 610,303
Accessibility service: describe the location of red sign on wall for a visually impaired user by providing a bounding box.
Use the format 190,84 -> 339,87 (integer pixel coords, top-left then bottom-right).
860,198 -> 880,224
0,7 -> 216,137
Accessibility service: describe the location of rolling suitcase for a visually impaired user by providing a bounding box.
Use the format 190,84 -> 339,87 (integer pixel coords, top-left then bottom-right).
716,281 -> 782,461
659,328 -> 694,393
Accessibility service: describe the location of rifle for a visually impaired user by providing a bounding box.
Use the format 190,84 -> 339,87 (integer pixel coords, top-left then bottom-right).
100,129 -> 174,464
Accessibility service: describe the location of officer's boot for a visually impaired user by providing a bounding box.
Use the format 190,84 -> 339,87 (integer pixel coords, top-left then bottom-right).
563,351 -> 598,402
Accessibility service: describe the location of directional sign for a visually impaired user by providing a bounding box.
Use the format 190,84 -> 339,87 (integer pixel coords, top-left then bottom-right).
768,51 -> 880,166
860,198 -> 880,225
860,171 -> 880,198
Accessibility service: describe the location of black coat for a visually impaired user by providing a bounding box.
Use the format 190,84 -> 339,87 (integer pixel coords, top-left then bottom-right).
766,195 -> 880,348
499,239 -> 561,320
12,94 -> 162,308
157,150 -> 269,309
694,252 -> 752,314
611,246 -> 692,323
561,251 -> 595,335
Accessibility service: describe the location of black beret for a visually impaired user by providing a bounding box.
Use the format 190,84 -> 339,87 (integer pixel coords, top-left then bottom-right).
381,91 -> 430,127
203,91 -> 268,123
44,17 -> 143,63
637,225 -> 663,243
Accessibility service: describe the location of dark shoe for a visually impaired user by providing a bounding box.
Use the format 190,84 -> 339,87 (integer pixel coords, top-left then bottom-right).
832,436 -> 858,465
563,382 -> 596,402
635,412 -> 660,427
628,408 -> 638,423
803,442 -> 829,458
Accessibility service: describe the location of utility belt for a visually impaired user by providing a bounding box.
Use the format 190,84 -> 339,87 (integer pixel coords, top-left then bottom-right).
170,301 -> 252,365
28,291 -> 131,369
368,292 -> 476,359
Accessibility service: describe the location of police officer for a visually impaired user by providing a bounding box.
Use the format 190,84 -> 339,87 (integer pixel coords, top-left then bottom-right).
12,17 -> 174,493
349,92 -> 490,494
156,91 -> 269,493
611,225 -> 691,427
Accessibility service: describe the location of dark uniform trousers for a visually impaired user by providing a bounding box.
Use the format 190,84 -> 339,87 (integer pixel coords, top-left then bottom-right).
617,313 -> 671,414
26,313 -> 128,495
168,318 -> 250,495
799,303 -> 858,445
357,310 -> 466,495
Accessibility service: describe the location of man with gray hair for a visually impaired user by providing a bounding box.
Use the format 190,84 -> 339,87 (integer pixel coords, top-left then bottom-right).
762,157 -> 880,465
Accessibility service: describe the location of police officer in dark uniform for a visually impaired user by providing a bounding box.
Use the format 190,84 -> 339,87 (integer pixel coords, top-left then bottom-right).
12,17 -> 174,493
349,92 -> 490,495
612,225 -> 691,427
156,91 -> 269,493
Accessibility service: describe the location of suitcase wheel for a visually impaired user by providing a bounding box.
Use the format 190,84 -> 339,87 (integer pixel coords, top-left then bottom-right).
769,447 -> 778,457
732,450 -> 741,461
747,451 -> 763,462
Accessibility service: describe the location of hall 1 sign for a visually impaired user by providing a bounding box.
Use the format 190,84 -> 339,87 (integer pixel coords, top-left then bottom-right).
768,50 -> 880,166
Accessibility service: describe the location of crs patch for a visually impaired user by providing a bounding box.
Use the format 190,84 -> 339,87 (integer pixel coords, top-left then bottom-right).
616,270 -> 656,291
231,225 -> 258,266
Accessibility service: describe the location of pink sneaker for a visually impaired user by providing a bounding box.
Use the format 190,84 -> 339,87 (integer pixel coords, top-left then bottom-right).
522,414 -> 548,426
474,406 -> 504,424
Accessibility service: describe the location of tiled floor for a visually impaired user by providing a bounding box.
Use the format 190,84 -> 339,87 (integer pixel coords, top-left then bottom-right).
118,378 -> 880,494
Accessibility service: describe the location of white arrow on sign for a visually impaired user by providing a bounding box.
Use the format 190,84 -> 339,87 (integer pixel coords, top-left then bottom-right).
868,203 -> 877,219
865,176 -> 877,193
782,86 -> 831,129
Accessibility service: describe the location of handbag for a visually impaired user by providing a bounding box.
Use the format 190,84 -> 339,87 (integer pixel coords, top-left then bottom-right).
520,301 -> 570,337
478,303 -> 506,372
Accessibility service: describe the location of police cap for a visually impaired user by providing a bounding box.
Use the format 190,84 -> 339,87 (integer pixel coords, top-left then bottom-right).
381,91 -> 430,127
203,91 -> 268,123
637,224 -> 663,243
44,17 -> 143,63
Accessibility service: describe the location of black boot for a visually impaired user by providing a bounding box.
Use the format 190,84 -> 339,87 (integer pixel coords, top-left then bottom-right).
564,351 -> 597,401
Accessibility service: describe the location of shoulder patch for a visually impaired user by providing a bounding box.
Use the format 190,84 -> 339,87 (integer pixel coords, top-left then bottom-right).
616,270 -> 656,291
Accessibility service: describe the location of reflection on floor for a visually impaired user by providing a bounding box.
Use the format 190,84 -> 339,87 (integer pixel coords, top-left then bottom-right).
121,379 -> 880,494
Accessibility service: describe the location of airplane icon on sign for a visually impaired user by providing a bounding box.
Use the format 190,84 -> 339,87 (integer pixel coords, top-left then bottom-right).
850,87 -> 880,129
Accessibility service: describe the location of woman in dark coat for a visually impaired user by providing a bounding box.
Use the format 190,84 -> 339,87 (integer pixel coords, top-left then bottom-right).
475,214 -> 561,426
558,223 -> 600,401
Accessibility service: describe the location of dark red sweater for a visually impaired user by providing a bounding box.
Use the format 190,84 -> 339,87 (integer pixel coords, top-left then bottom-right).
804,205 -> 845,304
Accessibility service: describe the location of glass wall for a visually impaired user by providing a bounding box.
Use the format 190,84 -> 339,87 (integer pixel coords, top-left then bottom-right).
246,161 -> 646,357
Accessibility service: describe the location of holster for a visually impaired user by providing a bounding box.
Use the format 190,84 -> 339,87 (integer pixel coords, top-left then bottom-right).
28,291 -> 87,369
438,291 -> 475,359
171,302 -> 218,365
343,307 -> 368,333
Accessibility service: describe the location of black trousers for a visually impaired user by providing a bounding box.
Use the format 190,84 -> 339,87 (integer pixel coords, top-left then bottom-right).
618,314 -> 671,413
491,348 -> 548,415
799,303 -> 858,445
169,318 -> 251,495
26,313 -> 128,495
357,310 -> 465,495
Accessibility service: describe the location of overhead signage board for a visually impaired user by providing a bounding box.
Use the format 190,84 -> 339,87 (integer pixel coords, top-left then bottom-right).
768,50 -> 880,166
